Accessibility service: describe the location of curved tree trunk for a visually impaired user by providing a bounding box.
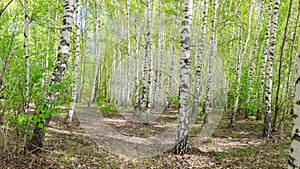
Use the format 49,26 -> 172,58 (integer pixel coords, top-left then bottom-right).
29,0 -> 74,150
280,1 -> 300,140
272,0 -> 293,129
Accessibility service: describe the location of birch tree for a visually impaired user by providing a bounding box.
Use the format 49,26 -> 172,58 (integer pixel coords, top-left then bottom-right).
231,0 -> 253,125
153,1 -> 164,108
281,2 -> 300,140
90,1 -> 101,104
174,0 -> 192,155
273,0 -> 293,129
145,0 -> 153,123
28,0 -> 74,150
288,15 -> 300,169
246,0 -> 265,119
23,0 -> 29,151
126,0 -> 131,105
191,0 -> 208,120
264,0 -> 280,138
134,15 -> 140,113
204,0 -> 217,125
78,1 -> 88,102
257,0 -> 273,120
68,0 -> 81,123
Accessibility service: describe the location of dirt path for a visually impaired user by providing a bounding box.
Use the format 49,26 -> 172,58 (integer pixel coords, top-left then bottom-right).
0,107 -> 291,168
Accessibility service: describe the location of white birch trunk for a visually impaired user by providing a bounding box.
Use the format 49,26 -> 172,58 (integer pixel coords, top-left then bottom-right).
246,0 -> 265,119
191,0 -> 208,120
29,0 -> 74,149
175,0 -> 193,155
145,0 -> 153,123
257,0 -> 273,120
78,1 -> 88,102
288,14 -> 300,169
90,2 -> 100,104
23,0 -> 29,152
153,3 -> 164,108
204,0 -> 217,125
231,0 -> 253,124
126,0 -> 131,105
68,0 -> 80,123
134,15 -> 140,114
264,0 -> 280,138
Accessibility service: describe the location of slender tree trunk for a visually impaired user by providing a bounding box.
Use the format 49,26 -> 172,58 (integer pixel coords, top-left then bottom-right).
23,0 -> 29,152
126,0 -> 131,105
28,0 -> 74,150
140,37 -> 148,112
116,43 -> 122,105
280,1 -> 299,140
246,0 -> 265,119
134,16 -> 140,114
204,0 -> 217,125
53,0 -> 59,57
142,0 -> 153,124
257,0 -> 273,120
165,40 -> 174,109
44,1 -> 51,86
153,1 -> 164,108
68,0 -> 80,123
231,0 -> 253,125
263,0 -> 280,138
232,1 -> 244,123
191,0 -> 208,120
272,0 -> 293,129
288,13 -> 300,168
174,0 -> 193,155
78,2 -> 88,102
90,1 -> 100,104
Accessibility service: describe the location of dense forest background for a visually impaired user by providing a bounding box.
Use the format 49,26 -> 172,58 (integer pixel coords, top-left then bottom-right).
1,0 -> 300,168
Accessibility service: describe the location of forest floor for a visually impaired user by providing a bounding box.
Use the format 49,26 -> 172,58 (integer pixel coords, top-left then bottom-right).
0,106 -> 292,169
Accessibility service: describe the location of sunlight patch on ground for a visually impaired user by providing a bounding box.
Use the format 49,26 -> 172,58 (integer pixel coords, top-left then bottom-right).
197,137 -> 264,153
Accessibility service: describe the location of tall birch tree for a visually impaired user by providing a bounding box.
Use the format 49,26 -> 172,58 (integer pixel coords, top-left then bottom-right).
28,0 -> 74,150
273,0 -> 293,129
246,0 -> 265,119
257,0 -> 273,120
174,0 -> 192,155
126,0 -> 131,105
145,0 -> 153,123
264,0 -> 280,138
68,0 -> 81,123
288,14 -> 300,169
90,1 -> 101,104
191,0 -> 208,120
23,0 -> 29,151
204,0 -> 217,125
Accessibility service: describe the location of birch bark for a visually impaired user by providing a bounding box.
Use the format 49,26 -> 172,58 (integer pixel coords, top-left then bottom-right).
68,0 -> 81,123
174,0 -> 193,155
